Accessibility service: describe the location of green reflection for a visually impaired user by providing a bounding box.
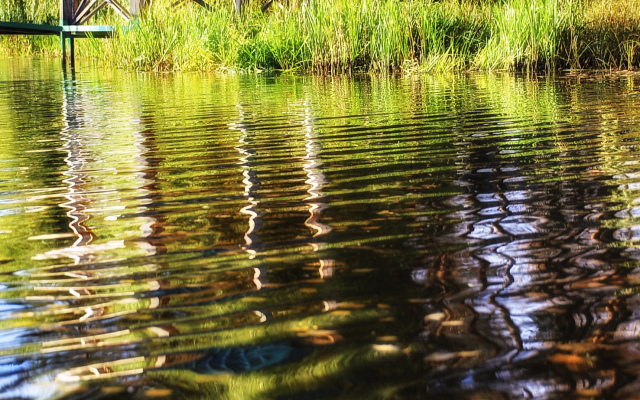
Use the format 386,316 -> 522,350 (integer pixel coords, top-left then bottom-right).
1,59 -> 640,399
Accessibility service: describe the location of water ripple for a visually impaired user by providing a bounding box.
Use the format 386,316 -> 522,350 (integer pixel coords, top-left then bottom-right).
2,62 -> 640,399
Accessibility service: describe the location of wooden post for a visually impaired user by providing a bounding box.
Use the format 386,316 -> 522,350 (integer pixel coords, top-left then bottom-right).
60,32 -> 67,67
69,37 -> 75,69
235,0 -> 243,15
130,0 -> 147,17
60,0 -> 74,25
60,0 -> 75,68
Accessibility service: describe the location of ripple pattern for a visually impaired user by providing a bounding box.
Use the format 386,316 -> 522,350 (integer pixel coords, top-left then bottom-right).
1,62 -> 640,399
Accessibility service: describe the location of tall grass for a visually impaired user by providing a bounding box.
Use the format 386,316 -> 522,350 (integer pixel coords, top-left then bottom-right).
2,0 -> 640,73
0,0 -> 58,55
571,0 -> 640,69
474,0 -> 563,70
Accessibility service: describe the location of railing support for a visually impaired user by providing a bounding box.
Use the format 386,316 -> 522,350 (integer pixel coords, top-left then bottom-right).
60,32 -> 66,68
172,0 -> 211,11
69,37 -> 75,68
61,0 -> 74,69
59,0 -> 135,68
60,0 -> 75,25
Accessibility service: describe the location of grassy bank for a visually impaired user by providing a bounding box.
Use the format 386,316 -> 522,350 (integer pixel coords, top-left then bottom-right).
1,0 -> 640,72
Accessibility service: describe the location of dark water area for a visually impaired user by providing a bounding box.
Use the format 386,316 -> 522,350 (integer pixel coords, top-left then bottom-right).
2,58 -> 640,400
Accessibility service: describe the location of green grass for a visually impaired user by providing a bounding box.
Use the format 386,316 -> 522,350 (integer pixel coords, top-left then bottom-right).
2,0 -> 640,73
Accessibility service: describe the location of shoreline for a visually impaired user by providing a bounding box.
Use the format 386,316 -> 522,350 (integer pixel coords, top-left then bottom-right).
4,54 -> 640,81
1,0 -> 640,74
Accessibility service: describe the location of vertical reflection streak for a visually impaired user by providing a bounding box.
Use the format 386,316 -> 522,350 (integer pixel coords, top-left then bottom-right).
231,104 -> 265,294
132,112 -> 159,257
59,77 -> 95,263
301,103 -> 334,280
303,103 -> 331,238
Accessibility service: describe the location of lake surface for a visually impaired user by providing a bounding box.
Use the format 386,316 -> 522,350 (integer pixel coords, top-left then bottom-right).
2,58 -> 640,400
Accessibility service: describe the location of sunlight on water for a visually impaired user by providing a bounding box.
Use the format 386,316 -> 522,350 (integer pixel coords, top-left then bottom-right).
2,58 -> 640,399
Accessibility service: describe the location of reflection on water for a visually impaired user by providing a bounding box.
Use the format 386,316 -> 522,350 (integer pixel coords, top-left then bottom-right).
2,59 -> 640,399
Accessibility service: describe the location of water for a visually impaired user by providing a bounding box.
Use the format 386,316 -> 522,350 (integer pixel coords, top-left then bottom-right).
2,58 -> 640,399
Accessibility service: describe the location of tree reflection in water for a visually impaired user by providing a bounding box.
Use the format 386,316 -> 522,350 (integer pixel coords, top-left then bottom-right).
412,117 -> 640,399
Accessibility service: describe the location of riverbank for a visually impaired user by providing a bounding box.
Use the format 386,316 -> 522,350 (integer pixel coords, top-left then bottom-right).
1,0 -> 640,73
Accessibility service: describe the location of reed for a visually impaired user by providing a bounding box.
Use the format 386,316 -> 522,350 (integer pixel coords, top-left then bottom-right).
474,0 -> 563,70
570,0 -> 640,69
0,0 -> 58,55
2,0 -> 640,73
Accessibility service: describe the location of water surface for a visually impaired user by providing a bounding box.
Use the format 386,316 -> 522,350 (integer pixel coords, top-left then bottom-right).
2,59 -> 640,399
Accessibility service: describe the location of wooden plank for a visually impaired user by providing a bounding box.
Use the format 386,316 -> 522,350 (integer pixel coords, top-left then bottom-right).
0,21 -> 62,35
76,0 -> 108,25
74,0 -> 92,20
0,20 -> 112,38
75,0 -> 130,25
62,24 -> 114,38
75,0 -> 100,23
106,0 -> 132,21
76,0 -> 90,12
0,23 -> 113,38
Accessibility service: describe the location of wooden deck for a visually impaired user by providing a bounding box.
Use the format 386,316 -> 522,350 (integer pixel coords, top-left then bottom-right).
0,21 -> 113,38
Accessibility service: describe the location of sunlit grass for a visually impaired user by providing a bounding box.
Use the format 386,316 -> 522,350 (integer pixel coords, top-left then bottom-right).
474,0 -> 562,70
2,0 -> 640,72
574,0 -> 640,69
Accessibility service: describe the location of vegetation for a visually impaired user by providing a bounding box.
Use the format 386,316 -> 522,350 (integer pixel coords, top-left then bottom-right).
1,0 -> 640,72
